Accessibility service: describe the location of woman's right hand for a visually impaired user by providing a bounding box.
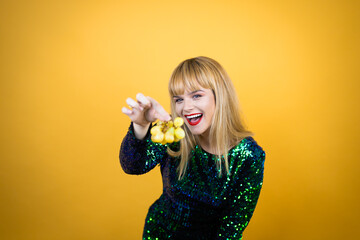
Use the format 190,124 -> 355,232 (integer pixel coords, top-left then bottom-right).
122,93 -> 171,139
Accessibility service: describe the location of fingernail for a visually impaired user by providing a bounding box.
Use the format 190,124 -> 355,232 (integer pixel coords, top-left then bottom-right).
122,108 -> 131,114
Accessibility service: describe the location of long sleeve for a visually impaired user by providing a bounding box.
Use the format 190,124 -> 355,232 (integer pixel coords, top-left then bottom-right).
119,122 -> 167,175
216,142 -> 266,240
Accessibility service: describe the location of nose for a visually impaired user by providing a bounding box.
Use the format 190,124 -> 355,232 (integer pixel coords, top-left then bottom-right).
183,98 -> 194,113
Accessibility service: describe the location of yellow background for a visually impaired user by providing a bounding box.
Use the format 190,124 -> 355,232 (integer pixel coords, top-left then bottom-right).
1,0 -> 359,239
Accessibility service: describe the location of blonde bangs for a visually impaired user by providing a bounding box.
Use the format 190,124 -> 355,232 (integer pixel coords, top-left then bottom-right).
169,60 -> 212,98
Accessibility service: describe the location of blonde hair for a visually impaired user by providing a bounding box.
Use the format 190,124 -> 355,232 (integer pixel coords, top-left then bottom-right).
167,56 -> 253,179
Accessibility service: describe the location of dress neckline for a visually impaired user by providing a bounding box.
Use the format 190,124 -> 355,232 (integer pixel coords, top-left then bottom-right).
196,136 -> 250,156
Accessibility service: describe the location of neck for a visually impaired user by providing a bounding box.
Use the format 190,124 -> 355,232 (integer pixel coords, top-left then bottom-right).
198,129 -> 216,154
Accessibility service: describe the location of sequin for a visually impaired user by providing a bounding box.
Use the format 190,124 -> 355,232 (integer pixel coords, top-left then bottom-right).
120,122 -> 265,240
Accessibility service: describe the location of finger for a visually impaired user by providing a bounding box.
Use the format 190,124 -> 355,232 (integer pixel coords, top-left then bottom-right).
148,98 -> 171,121
156,107 -> 171,121
154,112 -> 170,122
126,97 -> 143,111
122,107 -> 133,115
136,93 -> 151,108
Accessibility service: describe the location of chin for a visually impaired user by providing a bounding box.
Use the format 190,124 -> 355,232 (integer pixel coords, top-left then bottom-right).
187,127 -> 205,136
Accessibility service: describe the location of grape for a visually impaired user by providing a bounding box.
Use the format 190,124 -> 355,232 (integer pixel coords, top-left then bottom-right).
174,118 -> 184,128
151,132 -> 164,143
151,117 -> 185,145
165,127 -> 175,143
174,128 -> 185,139
150,126 -> 162,135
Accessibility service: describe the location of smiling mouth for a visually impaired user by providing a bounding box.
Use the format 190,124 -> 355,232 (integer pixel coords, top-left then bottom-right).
185,113 -> 203,126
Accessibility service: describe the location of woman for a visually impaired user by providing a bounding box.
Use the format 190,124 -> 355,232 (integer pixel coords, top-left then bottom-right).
120,56 -> 265,240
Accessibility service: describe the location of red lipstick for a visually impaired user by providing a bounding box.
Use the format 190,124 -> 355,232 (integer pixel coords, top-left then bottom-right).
184,113 -> 203,126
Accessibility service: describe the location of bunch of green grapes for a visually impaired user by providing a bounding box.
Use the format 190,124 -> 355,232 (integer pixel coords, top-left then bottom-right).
151,117 -> 185,145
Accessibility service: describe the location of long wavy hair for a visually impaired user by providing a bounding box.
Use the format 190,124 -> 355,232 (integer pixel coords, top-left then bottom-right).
167,56 -> 253,179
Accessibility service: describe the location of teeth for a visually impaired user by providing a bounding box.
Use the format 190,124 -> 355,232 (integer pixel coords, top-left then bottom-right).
186,114 -> 202,119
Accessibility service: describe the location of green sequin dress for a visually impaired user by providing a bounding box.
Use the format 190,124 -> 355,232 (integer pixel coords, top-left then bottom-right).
120,123 -> 265,240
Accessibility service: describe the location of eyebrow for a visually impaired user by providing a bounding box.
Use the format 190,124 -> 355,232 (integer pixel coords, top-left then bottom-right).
173,90 -> 204,98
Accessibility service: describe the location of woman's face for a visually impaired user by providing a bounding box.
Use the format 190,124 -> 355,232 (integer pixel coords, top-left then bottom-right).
173,87 -> 216,137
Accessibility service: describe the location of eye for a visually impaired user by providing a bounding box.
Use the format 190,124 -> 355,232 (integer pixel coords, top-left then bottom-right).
193,94 -> 202,99
175,98 -> 183,103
